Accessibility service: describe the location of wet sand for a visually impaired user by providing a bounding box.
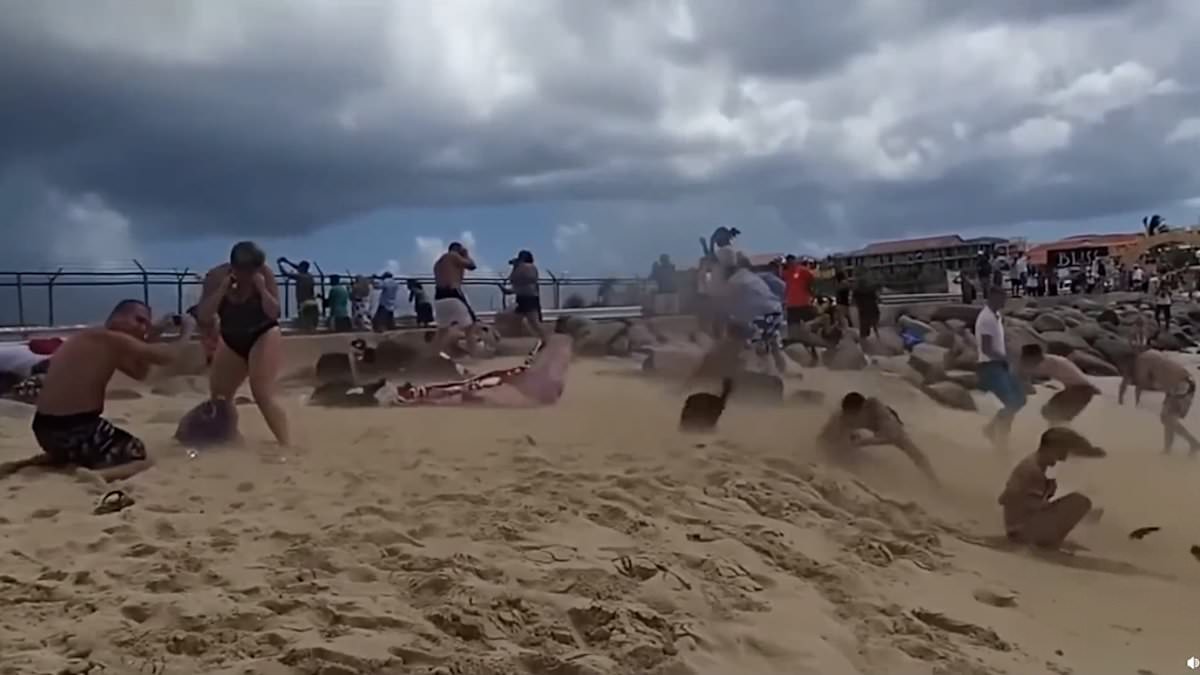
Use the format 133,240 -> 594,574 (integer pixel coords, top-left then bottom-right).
1,352 -> 1198,674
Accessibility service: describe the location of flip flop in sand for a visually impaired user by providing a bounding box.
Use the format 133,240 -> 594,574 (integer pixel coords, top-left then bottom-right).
93,490 -> 136,515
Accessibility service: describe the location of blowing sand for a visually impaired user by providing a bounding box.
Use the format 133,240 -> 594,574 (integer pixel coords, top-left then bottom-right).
1,353 -> 1199,674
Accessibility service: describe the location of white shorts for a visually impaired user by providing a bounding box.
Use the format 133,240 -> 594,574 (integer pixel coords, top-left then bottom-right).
434,297 -> 475,328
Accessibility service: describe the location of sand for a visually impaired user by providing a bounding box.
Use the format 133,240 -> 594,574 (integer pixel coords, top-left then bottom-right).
1,350 -> 1199,675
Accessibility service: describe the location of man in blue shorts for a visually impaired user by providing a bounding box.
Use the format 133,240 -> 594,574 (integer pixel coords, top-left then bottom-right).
975,286 -> 1025,449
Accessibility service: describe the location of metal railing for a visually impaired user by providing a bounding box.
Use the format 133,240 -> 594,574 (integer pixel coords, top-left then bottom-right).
0,265 -> 654,332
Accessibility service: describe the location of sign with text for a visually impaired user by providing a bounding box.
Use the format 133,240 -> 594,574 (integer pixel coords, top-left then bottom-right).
1050,246 -> 1109,269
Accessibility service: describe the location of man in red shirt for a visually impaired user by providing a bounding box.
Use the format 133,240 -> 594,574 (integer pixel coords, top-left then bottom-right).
784,255 -> 817,327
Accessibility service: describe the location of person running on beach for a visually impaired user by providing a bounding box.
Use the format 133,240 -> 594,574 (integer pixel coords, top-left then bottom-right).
506,249 -> 545,340
433,242 -> 480,355
1017,344 -> 1102,427
976,286 -> 1025,449
325,274 -> 352,332
1118,349 -> 1200,454
277,257 -> 319,330
999,427 -> 1097,550
389,317 -> 584,407
816,392 -> 939,482
200,241 -> 290,446
0,300 -> 173,481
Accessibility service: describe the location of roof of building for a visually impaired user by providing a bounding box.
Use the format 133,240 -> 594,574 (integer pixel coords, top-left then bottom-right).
834,234 -> 990,257
1025,232 -> 1142,266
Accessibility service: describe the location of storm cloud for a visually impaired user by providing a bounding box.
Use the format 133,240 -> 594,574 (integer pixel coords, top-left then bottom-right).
2,0 -> 1200,270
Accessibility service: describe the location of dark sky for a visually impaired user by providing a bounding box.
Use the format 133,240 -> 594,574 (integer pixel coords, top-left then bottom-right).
2,0 -> 1200,324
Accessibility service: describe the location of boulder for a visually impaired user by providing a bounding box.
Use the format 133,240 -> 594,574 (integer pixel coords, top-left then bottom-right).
624,320 -> 661,350
1070,321 -> 1104,344
641,345 -> 705,378
864,326 -> 905,356
825,340 -> 868,371
1040,331 -> 1089,356
1003,322 -> 1044,357
1011,307 -> 1040,322
1032,314 -> 1067,333
785,344 -> 819,368
898,315 -> 936,338
945,319 -> 967,333
1092,337 -> 1135,371
1068,351 -> 1120,377
930,328 -> 956,349
930,304 -> 982,325
909,343 -> 949,382
1097,309 -> 1119,326
944,369 -> 980,390
874,355 -> 925,387
945,336 -> 979,371
1151,331 -> 1188,351
922,381 -> 977,411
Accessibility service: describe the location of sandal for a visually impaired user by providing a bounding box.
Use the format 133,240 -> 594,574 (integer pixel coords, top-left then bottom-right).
93,490 -> 136,515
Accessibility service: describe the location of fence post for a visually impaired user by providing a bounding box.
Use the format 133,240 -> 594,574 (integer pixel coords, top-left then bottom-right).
16,273 -> 24,327
47,268 -> 63,326
133,259 -> 150,306
175,268 -> 190,315
547,270 -> 561,309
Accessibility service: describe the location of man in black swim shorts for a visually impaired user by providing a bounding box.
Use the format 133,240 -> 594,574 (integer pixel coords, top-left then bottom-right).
1,299 -> 173,481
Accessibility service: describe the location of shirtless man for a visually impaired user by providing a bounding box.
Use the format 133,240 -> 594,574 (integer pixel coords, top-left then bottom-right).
432,242 -> 480,355
816,392 -> 939,482
0,300 -> 173,481
1017,344 -> 1102,426
999,427 -> 1096,550
1119,349 -> 1200,454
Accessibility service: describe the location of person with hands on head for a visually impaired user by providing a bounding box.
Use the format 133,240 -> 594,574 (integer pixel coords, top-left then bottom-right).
433,242 -> 481,356
199,241 -> 290,446
1,299 -> 173,482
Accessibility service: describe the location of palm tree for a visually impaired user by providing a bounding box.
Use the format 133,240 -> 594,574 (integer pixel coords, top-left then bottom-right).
1142,214 -> 1169,236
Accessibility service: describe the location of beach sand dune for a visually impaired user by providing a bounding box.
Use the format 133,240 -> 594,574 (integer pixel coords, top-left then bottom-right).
1,355 -> 1198,674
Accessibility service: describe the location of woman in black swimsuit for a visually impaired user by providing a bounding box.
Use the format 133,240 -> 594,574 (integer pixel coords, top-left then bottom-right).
197,241 -> 290,446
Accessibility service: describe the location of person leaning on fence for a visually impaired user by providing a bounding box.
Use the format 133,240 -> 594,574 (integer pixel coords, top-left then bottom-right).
277,257 -> 319,330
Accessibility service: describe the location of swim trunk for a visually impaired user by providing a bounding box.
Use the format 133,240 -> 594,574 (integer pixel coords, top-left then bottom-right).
31,411 -> 147,469
434,287 -> 476,327
749,312 -> 785,355
1162,378 -> 1196,420
298,301 -> 320,329
514,294 -> 543,318
977,360 -> 1027,410
1041,385 -> 1095,424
